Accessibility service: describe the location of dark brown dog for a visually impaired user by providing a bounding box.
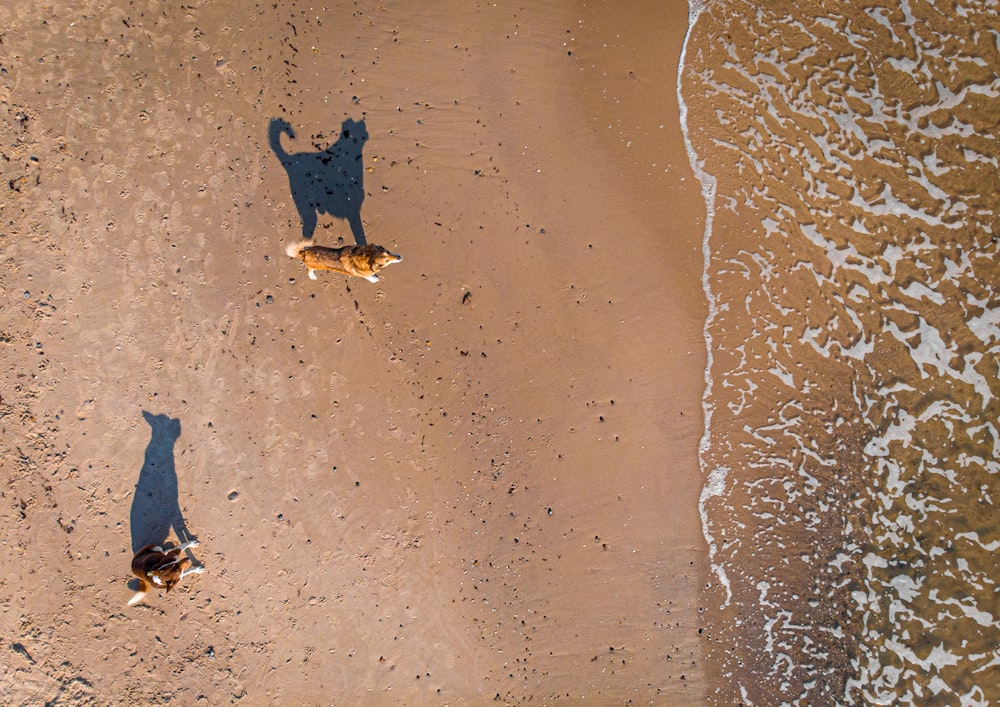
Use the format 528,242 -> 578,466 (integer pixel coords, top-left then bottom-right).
128,540 -> 204,606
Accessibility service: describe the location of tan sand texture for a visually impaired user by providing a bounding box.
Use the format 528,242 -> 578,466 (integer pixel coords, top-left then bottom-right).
1,1 -> 708,703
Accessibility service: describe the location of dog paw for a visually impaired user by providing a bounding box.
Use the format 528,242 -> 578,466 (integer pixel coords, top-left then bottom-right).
366,274 -> 380,283
190,565 -> 206,574
187,540 -> 200,549
308,270 -> 318,280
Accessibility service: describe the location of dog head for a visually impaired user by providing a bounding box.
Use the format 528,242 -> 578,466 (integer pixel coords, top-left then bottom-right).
146,561 -> 190,593
371,247 -> 402,271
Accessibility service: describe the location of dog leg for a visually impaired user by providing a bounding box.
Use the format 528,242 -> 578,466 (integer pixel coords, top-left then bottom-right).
180,565 -> 206,579
365,274 -> 380,283
175,539 -> 200,553
308,269 -> 318,280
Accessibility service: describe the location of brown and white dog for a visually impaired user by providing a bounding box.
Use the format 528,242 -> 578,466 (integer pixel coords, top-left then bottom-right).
285,240 -> 402,282
128,540 -> 204,606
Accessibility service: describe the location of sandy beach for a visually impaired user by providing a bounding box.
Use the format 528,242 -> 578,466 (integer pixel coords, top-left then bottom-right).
1,1 -> 708,703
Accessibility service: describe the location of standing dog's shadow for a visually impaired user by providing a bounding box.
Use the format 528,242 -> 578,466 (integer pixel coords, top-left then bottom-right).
269,117 -> 369,245
129,411 -> 198,560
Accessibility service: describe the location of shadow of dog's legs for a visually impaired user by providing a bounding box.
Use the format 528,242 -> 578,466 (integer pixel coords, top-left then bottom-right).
297,195 -> 319,241
348,211 -> 366,246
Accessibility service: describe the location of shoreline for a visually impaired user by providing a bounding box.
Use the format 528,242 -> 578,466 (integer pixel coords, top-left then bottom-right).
1,2 -> 709,702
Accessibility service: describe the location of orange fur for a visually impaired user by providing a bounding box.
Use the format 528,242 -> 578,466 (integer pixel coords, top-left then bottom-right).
286,240 -> 402,282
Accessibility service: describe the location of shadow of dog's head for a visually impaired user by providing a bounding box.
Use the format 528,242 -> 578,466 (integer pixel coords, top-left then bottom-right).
142,410 -> 180,439
336,118 -> 368,149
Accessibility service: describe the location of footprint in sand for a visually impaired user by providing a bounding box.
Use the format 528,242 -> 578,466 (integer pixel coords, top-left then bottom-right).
75,398 -> 95,421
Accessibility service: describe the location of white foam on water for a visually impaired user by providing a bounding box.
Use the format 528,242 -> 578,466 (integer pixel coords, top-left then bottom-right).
680,1 -> 1000,703
698,466 -> 732,606
967,302 -> 1000,345
899,280 -> 945,305
863,411 -> 916,458
954,531 -> 1000,553
882,314 -> 994,407
679,0 -> 732,609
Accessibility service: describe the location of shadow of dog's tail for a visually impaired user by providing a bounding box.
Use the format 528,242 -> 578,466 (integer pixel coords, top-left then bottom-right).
269,118 -> 294,162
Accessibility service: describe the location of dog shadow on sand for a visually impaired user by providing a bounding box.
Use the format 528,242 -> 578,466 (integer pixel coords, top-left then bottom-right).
269,116 -> 369,245
129,411 -> 199,573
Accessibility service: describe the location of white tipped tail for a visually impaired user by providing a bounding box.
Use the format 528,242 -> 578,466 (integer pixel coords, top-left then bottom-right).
128,590 -> 148,606
285,239 -> 311,259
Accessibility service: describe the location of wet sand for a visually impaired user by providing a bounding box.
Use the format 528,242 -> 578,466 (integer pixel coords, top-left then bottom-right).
1,1 -> 708,703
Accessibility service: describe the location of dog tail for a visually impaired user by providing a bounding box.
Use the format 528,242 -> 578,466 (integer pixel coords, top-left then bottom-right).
128,577 -> 151,606
285,239 -> 311,259
268,118 -> 293,161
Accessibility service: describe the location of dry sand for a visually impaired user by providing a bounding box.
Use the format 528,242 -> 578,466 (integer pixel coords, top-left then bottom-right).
1,1 -> 708,703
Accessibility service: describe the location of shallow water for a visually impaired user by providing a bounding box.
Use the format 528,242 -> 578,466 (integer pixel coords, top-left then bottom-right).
679,1 -> 999,704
